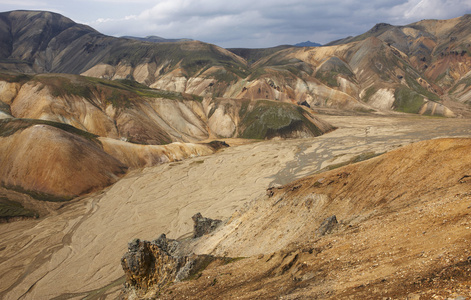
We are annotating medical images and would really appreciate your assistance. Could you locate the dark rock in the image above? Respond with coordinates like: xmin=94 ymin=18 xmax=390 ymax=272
xmin=127 ymin=238 xmax=140 ymax=252
xmin=192 ymin=213 xmax=222 ymax=238
xmin=121 ymin=236 xmax=186 ymax=294
xmin=316 ymin=215 xmax=338 ymax=237
xmin=121 ymin=234 xmax=223 ymax=297
xmin=207 ymin=140 xmax=230 ymax=151
xmin=300 ymin=101 xmax=311 ymax=108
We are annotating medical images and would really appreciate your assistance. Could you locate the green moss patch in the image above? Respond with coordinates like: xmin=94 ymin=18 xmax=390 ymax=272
xmin=404 ymin=75 xmax=441 ymax=102
xmin=362 ymin=86 xmax=377 ymax=102
xmin=319 ymin=152 xmax=383 ymax=173
xmin=31 ymin=74 xmax=203 ymax=107
xmin=0 ymin=72 xmax=33 ymax=83
xmin=0 ymin=118 xmax=100 ymax=144
xmin=393 ymin=87 xmax=425 ymax=113
xmin=315 ymin=57 xmax=355 ymax=88
xmin=239 ymin=100 xmax=323 ymax=139
xmin=0 ymin=196 xmax=38 ymax=219
xmin=3 ymin=185 xmax=74 ymax=202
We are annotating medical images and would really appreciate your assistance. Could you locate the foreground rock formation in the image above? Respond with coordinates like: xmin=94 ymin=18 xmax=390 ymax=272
xmin=121 ymin=214 xmax=223 ymax=298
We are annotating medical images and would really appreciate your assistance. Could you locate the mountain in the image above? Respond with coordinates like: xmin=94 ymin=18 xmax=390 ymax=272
xmin=0 ymin=70 xmax=334 ymax=211
xmin=1 ymin=10 xmax=471 ymax=116
xmin=121 ymin=35 xmax=193 ymax=43
xmin=294 ymin=40 xmax=322 ymax=47
xmin=325 ymin=15 xmax=471 ymax=105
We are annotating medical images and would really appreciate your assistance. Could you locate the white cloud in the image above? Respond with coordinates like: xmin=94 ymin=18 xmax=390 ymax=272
xmin=389 ymin=0 xmax=471 ymax=22
xmin=5 ymin=0 xmax=471 ymax=47
xmin=1 ymin=0 xmax=46 ymax=5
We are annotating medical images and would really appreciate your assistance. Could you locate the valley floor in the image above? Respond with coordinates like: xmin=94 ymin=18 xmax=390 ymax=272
xmin=1 ymin=114 xmax=471 ymax=299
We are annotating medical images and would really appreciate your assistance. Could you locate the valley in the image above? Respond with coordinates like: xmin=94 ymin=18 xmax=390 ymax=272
xmin=0 ymin=114 xmax=470 ymax=299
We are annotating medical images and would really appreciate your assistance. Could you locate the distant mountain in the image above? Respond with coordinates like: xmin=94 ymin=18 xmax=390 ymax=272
xmin=1 ymin=10 xmax=471 ymax=116
xmin=121 ymin=35 xmax=193 ymax=43
xmin=226 ymin=45 xmax=294 ymax=64
xmin=294 ymin=41 xmax=322 ymax=47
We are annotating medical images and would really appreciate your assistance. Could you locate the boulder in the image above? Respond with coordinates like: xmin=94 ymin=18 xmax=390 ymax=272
xmin=315 ymin=215 xmax=338 ymax=237
xmin=192 ymin=212 xmax=222 ymax=238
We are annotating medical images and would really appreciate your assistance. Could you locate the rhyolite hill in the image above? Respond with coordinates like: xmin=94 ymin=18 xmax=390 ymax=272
xmin=1 ymin=10 xmax=471 ymax=116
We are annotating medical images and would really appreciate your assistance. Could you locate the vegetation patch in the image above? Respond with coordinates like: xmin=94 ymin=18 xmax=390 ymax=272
xmin=106 ymin=42 xmax=248 ymax=79
xmin=393 ymin=87 xmax=425 ymax=113
xmin=0 ymin=72 xmax=32 ymax=83
xmin=184 ymin=255 xmax=218 ymax=281
xmin=319 ymin=152 xmax=383 ymax=173
xmin=362 ymin=86 xmax=377 ymax=102
xmin=210 ymin=68 xmax=239 ymax=84
xmin=227 ymin=46 xmax=293 ymax=65
xmin=3 ymin=184 xmax=74 ymax=202
xmin=0 ymin=118 xmax=100 ymax=144
xmin=404 ymin=75 xmax=441 ymax=102
xmin=449 ymin=76 xmax=471 ymax=94
xmin=30 ymin=74 xmax=203 ymax=109
xmin=315 ymin=71 xmax=339 ymax=87
xmin=223 ymin=257 xmax=246 ymax=264
xmin=0 ymin=101 xmax=11 ymax=115
xmin=315 ymin=57 xmax=355 ymax=88
xmin=0 ymin=196 xmax=38 ymax=219
xmin=247 ymin=67 xmax=267 ymax=80
xmin=239 ymin=100 xmax=323 ymax=139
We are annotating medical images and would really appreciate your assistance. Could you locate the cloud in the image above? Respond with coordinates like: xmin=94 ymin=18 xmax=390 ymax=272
xmin=1 ymin=0 xmax=46 ymax=5
xmin=85 ymin=0 xmax=471 ymax=48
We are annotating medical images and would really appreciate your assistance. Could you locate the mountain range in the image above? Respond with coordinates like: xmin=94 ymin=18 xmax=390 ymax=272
xmin=1 ymin=10 xmax=471 ymax=116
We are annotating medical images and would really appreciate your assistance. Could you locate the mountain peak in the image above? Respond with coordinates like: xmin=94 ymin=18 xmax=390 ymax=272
xmin=294 ymin=40 xmax=322 ymax=47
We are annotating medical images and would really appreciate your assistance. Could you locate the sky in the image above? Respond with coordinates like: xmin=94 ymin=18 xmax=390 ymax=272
xmin=1 ymin=0 xmax=471 ymax=48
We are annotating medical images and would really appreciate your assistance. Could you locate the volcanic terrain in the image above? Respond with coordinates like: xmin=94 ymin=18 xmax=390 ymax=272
xmin=0 ymin=9 xmax=470 ymax=300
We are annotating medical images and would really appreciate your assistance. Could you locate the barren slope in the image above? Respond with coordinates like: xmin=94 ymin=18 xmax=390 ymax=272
xmin=0 ymin=119 xmax=127 ymax=200
xmin=154 ymin=139 xmax=471 ymax=299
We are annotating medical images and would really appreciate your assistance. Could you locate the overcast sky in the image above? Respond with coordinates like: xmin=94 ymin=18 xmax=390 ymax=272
xmin=1 ymin=0 xmax=471 ymax=48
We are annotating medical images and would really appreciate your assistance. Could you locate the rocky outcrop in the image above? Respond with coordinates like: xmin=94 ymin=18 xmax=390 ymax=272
xmin=315 ymin=215 xmax=338 ymax=237
xmin=121 ymin=235 xmax=185 ymax=293
xmin=121 ymin=213 xmax=225 ymax=297
xmin=192 ymin=213 xmax=222 ymax=238
xmin=121 ymin=237 xmax=222 ymax=297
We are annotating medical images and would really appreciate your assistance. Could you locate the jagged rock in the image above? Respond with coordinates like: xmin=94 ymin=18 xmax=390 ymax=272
xmin=207 ymin=140 xmax=230 ymax=151
xmin=300 ymin=100 xmax=311 ymax=108
xmin=192 ymin=212 xmax=222 ymax=238
xmin=121 ymin=236 xmax=185 ymax=293
xmin=121 ymin=234 xmax=221 ymax=298
xmin=316 ymin=215 xmax=338 ymax=237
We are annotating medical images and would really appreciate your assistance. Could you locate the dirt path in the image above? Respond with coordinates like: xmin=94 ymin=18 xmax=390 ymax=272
xmin=0 ymin=114 xmax=470 ymax=299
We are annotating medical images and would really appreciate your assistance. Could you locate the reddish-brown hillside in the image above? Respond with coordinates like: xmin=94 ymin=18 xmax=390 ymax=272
xmin=0 ymin=119 xmax=127 ymax=200
xmin=141 ymin=138 xmax=471 ymax=299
